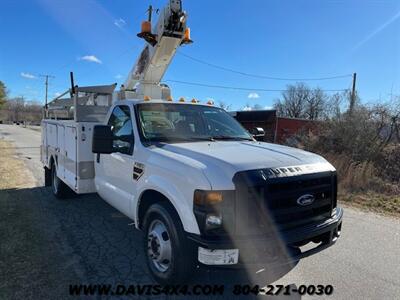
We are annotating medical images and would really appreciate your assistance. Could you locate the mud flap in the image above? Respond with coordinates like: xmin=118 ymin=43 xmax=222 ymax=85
xmin=44 ymin=167 xmax=52 ymax=186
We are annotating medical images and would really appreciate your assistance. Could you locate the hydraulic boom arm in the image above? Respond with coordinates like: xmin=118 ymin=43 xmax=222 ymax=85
xmin=121 ymin=0 xmax=192 ymax=100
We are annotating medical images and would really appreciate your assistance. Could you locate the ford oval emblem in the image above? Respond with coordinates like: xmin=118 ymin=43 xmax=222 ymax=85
xmin=297 ymin=194 xmax=315 ymax=206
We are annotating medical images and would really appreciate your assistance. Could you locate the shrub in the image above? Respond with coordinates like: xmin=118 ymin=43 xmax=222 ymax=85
xmin=376 ymin=145 xmax=400 ymax=183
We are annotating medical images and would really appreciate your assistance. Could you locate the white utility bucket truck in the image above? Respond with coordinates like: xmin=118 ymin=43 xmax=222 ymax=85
xmin=41 ymin=0 xmax=343 ymax=284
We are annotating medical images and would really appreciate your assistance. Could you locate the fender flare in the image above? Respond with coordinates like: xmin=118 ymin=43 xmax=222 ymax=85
xmin=136 ymin=175 xmax=200 ymax=235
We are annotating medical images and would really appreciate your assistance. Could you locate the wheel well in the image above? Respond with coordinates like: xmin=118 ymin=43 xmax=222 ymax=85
xmin=45 ymin=156 xmax=54 ymax=187
xmin=137 ymin=190 xmax=179 ymax=230
xmin=49 ymin=156 xmax=55 ymax=169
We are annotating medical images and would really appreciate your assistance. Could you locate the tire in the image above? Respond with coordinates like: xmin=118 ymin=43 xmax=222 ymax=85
xmin=143 ymin=203 xmax=195 ymax=284
xmin=51 ymin=164 xmax=68 ymax=198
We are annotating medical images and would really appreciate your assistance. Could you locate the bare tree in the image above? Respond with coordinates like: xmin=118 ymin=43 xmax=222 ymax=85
xmin=274 ymin=83 xmax=309 ymax=118
xmin=242 ymin=103 xmax=264 ymax=111
xmin=274 ymin=83 xmax=329 ymax=120
xmin=218 ymin=101 xmax=232 ymax=111
xmin=1 ymin=96 xmax=43 ymax=124
xmin=326 ymin=92 xmax=346 ymax=119
xmin=8 ymin=97 xmax=26 ymax=122
xmin=306 ymin=88 xmax=327 ymax=120
xmin=24 ymin=101 xmax=43 ymax=124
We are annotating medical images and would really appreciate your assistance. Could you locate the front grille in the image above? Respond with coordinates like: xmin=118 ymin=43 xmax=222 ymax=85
xmin=233 ymin=170 xmax=336 ymax=235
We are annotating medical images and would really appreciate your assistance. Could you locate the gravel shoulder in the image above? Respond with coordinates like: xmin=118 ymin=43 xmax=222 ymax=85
xmin=0 ymin=138 xmax=84 ymax=299
xmin=0 ymin=139 xmax=36 ymax=189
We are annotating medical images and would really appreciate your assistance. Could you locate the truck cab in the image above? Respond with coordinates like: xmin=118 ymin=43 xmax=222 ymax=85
xmin=89 ymin=99 xmax=343 ymax=284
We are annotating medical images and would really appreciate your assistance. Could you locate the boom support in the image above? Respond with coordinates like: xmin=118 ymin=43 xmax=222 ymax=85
xmin=121 ymin=0 xmax=192 ymax=100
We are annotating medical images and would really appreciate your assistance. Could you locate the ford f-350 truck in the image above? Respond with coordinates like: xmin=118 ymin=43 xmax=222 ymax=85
xmin=42 ymin=99 xmax=343 ymax=284
xmin=40 ymin=0 xmax=342 ymax=284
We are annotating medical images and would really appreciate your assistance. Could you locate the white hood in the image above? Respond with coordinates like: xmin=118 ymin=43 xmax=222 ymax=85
xmin=153 ymin=141 xmax=334 ymax=189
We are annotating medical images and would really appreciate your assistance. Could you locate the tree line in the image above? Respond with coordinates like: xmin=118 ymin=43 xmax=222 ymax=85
xmin=0 ymin=80 xmax=43 ymax=124
xmin=273 ymin=82 xmax=357 ymax=120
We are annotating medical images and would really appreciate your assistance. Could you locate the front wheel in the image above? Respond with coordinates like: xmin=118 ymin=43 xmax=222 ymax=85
xmin=143 ymin=203 xmax=195 ymax=284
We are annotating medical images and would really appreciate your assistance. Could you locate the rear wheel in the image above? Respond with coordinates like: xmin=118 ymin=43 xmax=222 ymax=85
xmin=143 ymin=203 xmax=195 ymax=284
xmin=51 ymin=164 xmax=68 ymax=198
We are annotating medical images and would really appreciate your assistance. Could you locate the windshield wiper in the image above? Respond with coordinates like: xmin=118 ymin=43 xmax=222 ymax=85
xmin=211 ymin=135 xmax=253 ymax=141
xmin=146 ymin=136 xmax=215 ymax=143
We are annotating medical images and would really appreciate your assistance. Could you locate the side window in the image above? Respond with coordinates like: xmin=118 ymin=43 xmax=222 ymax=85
xmin=108 ymin=106 xmax=134 ymax=155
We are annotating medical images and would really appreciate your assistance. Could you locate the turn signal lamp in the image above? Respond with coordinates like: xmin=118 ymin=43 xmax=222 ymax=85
xmin=144 ymin=95 xmax=151 ymax=101
xmin=179 ymin=97 xmax=185 ymax=102
xmin=194 ymin=190 xmax=223 ymax=207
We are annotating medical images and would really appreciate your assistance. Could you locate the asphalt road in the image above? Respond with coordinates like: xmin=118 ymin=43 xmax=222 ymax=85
xmin=0 ymin=124 xmax=399 ymax=299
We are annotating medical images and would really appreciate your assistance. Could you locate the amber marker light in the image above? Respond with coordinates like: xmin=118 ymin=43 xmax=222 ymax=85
xmin=194 ymin=190 xmax=223 ymax=207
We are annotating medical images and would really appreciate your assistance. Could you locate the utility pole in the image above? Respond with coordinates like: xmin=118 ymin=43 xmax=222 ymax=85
xmin=349 ymin=72 xmax=357 ymax=115
xmin=40 ymin=74 xmax=55 ymax=109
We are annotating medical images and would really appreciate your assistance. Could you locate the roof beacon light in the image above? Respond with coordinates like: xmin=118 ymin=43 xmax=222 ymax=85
xmin=207 ymin=100 xmax=214 ymax=106
xmin=144 ymin=95 xmax=151 ymax=101
xmin=167 ymin=96 xmax=173 ymax=101
xmin=191 ymin=98 xmax=197 ymax=103
xmin=182 ymin=28 xmax=193 ymax=45
xmin=137 ymin=5 xmax=157 ymax=46
xmin=140 ymin=21 xmax=151 ymax=34
xmin=179 ymin=97 xmax=185 ymax=102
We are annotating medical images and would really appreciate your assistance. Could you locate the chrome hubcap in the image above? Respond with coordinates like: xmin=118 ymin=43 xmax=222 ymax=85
xmin=147 ymin=220 xmax=172 ymax=272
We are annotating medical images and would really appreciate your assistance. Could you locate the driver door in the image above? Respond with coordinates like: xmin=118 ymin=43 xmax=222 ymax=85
xmin=96 ymin=105 xmax=136 ymax=217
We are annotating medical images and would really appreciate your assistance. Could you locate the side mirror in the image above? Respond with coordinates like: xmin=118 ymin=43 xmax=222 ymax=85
xmin=92 ymin=125 xmax=114 ymax=154
xmin=250 ymin=127 xmax=265 ymax=141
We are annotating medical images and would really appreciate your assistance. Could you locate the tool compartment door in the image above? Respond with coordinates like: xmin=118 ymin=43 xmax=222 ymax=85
xmin=64 ymin=126 xmax=77 ymax=189
xmin=57 ymin=125 xmax=65 ymax=179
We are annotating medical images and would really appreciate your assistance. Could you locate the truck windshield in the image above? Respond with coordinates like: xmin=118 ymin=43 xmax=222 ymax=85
xmin=137 ymin=103 xmax=253 ymax=143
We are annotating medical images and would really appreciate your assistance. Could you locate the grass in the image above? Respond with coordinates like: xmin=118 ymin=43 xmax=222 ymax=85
xmin=325 ymin=153 xmax=400 ymax=217
xmin=339 ymin=192 xmax=400 ymax=217
xmin=0 ymin=138 xmax=36 ymax=189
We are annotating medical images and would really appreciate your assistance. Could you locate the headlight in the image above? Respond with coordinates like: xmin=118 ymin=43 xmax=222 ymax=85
xmin=205 ymin=214 xmax=222 ymax=230
xmin=193 ymin=190 xmax=234 ymax=236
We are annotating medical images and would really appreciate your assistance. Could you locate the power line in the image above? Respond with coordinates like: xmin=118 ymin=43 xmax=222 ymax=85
xmin=164 ymin=79 xmax=348 ymax=92
xmin=177 ymin=51 xmax=353 ymax=81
